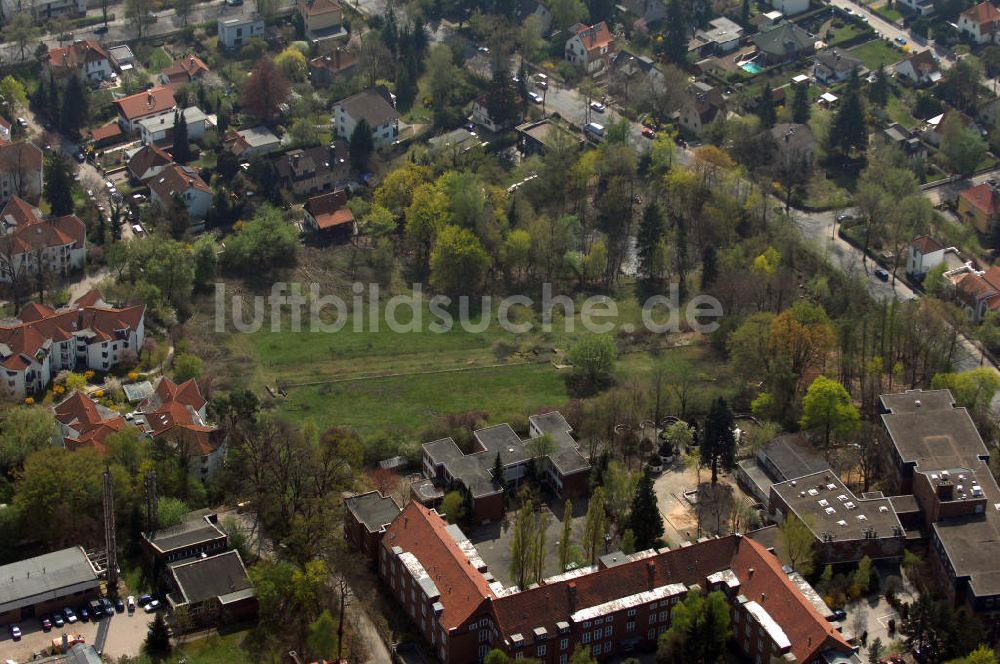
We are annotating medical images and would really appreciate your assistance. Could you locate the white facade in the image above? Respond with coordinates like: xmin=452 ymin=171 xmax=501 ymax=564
xmin=138 ymin=108 xmax=209 ymax=146
xmin=0 ymin=241 xmax=86 ymax=284
xmin=335 ymin=105 xmax=398 ymax=148
xmin=218 ymin=16 xmax=265 ymax=50
xmin=150 ymin=182 xmax=212 ymax=221
xmin=769 ymin=0 xmax=809 ymax=16
xmin=80 ymin=56 xmax=114 ymax=82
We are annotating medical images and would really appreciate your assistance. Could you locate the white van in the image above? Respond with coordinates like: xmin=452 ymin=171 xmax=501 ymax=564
xmin=584 ymin=122 xmax=605 ymax=138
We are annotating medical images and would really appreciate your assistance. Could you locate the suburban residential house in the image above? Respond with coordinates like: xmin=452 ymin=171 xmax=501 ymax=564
xmin=29 ymin=0 xmax=87 ymax=19
xmin=0 ymin=117 xmax=10 ymax=143
xmin=137 ymin=376 xmax=226 ymax=480
xmin=141 ymin=511 xmax=229 ymax=567
xmin=274 ymin=142 xmax=352 ymax=197
xmin=0 ymin=291 xmax=145 ymax=399
xmin=148 ymin=163 xmax=213 ymax=226
xmin=89 ymin=122 xmax=125 ymax=148
xmin=308 ymin=48 xmax=357 ymax=87
xmin=139 ymin=107 xmax=210 ymax=147
xmin=126 ymin=144 xmax=173 ymax=183
xmin=907 ymin=235 xmax=961 ymax=279
xmin=565 ymin=21 xmax=615 ymax=74
xmin=367 ymin=500 xmax=855 ymax=664
xmin=679 ymin=81 xmax=727 ymax=135
xmin=297 ymin=0 xmax=346 ymax=41
xmin=165 ymin=550 xmax=257 ymax=629
xmin=897 ymin=0 xmax=935 ymax=15
xmin=0 ymin=141 xmax=43 ymax=204
xmin=895 ymin=49 xmax=942 ymax=86
xmin=343 ymin=490 xmax=402 ymax=562
xmin=949 ymin=265 xmax=1000 ymax=322
xmin=217 ymin=15 xmax=265 ymax=50
xmin=160 ymin=53 xmax=211 ymax=90
xmin=113 ymin=87 xmax=177 ymax=133
xmin=419 ymin=411 xmax=591 ymax=523
xmin=751 ymin=21 xmax=815 ymax=65
xmin=334 ymin=87 xmax=400 ymax=148
xmin=53 ymin=391 xmax=127 ymax=453
xmin=303 ymin=190 xmax=356 ymax=241
xmin=0 ymin=196 xmax=86 ymax=286
xmin=959 ymin=1 xmax=1000 ymax=44
xmin=108 ymin=45 xmax=136 ymax=72
xmin=515 ymin=0 xmax=552 ymax=33
xmin=427 ymin=127 xmax=486 ymax=159
xmin=813 ymin=48 xmax=864 ymax=85
xmin=223 ymin=126 xmax=282 ymax=158
xmin=47 ymin=40 xmax=113 ymax=82
xmin=515 ymin=118 xmax=583 ymax=157
xmin=471 ymin=95 xmax=521 ymax=133
xmin=958 ymin=181 xmax=999 ymax=233
xmin=923 ymin=109 xmax=982 ymax=146
xmin=880 ymin=122 xmax=925 ymax=159
xmin=691 ymin=17 xmax=744 ymax=56
xmin=770 ymin=122 xmax=818 ymax=167
xmin=767 ymin=0 xmax=809 ymax=16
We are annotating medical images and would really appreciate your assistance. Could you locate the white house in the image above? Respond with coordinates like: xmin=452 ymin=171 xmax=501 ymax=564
xmin=897 ymin=0 xmax=935 ymax=15
xmin=113 ymin=87 xmax=177 ymax=134
xmin=47 ymin=40 xmax=113 ymax=82
xmin=565 ymin=21 xmax=615 ymax=74
xmin=148 ymin=163 xmax=213 ymax=227
xmin=223 ymin=126 xmax=283 ymax=158
xmin=217 ymin=15 xmax=265 ymax=50
xmin=768 ymin=0 xmax=809 ymax=16
xmin=138 ymin=377 xmax=227 ymax=480
xmin=693 ymin=17 xmax=744 ymax=54
xmin=0 ymin=196 xmax=86 ymax=284
xmin=813 ymin=48 xmax=865 ymax=85
xmin=907 ymin=235 xmax=963 ymax=278
xmin=138 ymin=107 xmax=210 ymax=146
xmin=895 ymin=50 xmax=942 ymax=86
xmin=334 ymin=87 xmax=400 ymax=148
xmin=0 ymin=290 xmax=145 ymax=399
xmin=959 ymin=1 xmax=1000 ymax=44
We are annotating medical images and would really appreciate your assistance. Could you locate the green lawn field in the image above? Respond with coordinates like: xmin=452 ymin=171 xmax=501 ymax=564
xmin=849 ymin=39 xmax=903 ymax=69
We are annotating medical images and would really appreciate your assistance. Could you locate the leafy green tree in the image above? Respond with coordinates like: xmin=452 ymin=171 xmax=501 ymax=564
xmin=44 ymin=151 xmax=75 ymax=216
xmin=144 ymin=611 xmax=172 ymax=658
xmin=701 ymin=397 xmax=735 ymax=484
xmin=854 ymin=555 xmax=874 ymax=594
xmin=191 ymin=236 xmax=218 ymax=292
xmin=440 ymin=490 xmax=466 ymax=524
xmin=222 ymin=205 xmax=298 ymax=275
xmin=569 ymin=335 xmax=617 ymax=389
xmin=777 ymin=514 xmax=815 ymax=575
xmin=484 ymin=650 xmax=511 ymax=664
xmin=800 ymin=376 xmax=860 ymax=448
xmin=0 ymin=407 xmax=57 ymax=476
xmin=867 ymin=637 xmax=883 ymax=664
xmin=350 ymin=119 xmax=375 ymax=172
xmin=582 ymin=486 xmax=607 ymax=564
xmin=549 ymin=0 xmax=589 ymax=30
xmin=430 ymin=225 xmax=490 ymax=295
xmin=940 ymin=113 xmax=988 ymax=177
xmin=405 ymin=183 xmax=450 ymax=279
xmin=701 ymin=245 xmax=718 ymax=290
xmin=870 ymin=65 xmax=890 ymax=107
xmin=157 ymin=497 xmax=189 ymax=529
xmin=240 ymin=57 xmax=289 ymax=123
xmin=58 ymin=74 xmax=88 ymax=136
xmin=757 ymin=85 xmax=776 ymax=129
xmin=792 ymin=81 xmax=811 ymax=124
xmin=173 ymin=353 xmax=203 ymax=382
xmin=637 ymin=200 xmax=666 ymax=282
xmin=621 ymin=529 xmax=636 ymax=554
xmin=948 ymin=645 xmax=999 ymax=664
xmin=307 ymin=610 xmax=338 ymax=661
xmin=657 ymin=589 xmax=732 ymax=663
xmin=558 ymin=498 xmax=573 ymax=571
xmin=828 ymin=68 xmax=867 ymax=157
xmin=0 ymin=75 xmax=28 ymax=121
xmin=626 ymin=472 xmax=664 ymax=550
xmin=931 ymin=368 xmax=1000 ymax=415
xmin=664 ymin=0 xmax=688 ymax=64
xmin=172 ymin=109 xmax=191 ymax=163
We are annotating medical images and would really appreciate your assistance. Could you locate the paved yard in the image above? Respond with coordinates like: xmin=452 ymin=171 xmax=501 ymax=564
xmin=0 ymin=606 xmax=154 ymax=661
xmin=653 ymin=459 xmax=756 ymax=546
xmin=843 ymin=563 xmax=918 ymax=647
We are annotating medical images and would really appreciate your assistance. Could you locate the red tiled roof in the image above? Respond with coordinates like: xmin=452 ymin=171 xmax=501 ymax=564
xmin=127 ymin=144 xmax=173 ymax=181
xmin=384 ymin=502 xmax=494 ymax=629
xmin=960 ymin=182 xmax=1000 ymax=216
xmin=299 ymin=0 xmax=342 ymax=16
xmin=731 ymin=538 xmax=852 ymax=663
xmin=114 ymin=87 xmax=176 ymax=122
xmin=962 ymin=1 xmax=1000 ymax=29
xmin=73 ymin=289 xmax=104 ymax=308
xmin=90 ymin=122 xmax=124 ymax=142
xmin=911 ymin=235 xmax=944 ymax=255
xmin=162 ymin=53 xmax=210 ymax=82
xmin=0 ymin=196 xmax=41 ymax=227
xmin=48 ymin=40 xmax=110 ymax=70
xmin=139 ymin=377 xmax=217 ymax=455
xmin=572 ymin=21 xmax=615 ymax=54
xmin=306 ymin=191 xmax=355 ymax=230
xmin=54 ymin=391 xmax=127 ymax=453
xmin=19 ymin=302 xmax=55 ymax=322
xmin=148 ymin=162 xmax=211 ymax=201
xmin=0 ymin=204 xmax=86 ymax=257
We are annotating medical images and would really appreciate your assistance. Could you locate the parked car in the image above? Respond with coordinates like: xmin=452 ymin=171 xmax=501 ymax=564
xmin=832 ymin=609 xmax=847 ymax=621
xmin=9 ymin=624 xmax=21 ymax=641
xmin=226 ymin=0 xmax=243 ymax=5
xmin=52 ymin=612 xmax=65 ymax=628
xmin=589 ymin=101 xmax=606 ymax=113
xmin=16 ymin=117 xmax=27 ymax=129
xmin=836 ymin=213 xmax=852 ymax=222
xmin=115 ymin=598 xmax=125 ymax=613
xmin=74 ymin=152 xmax=85 ymax=163
xmin=874 ymin=268 xmax=890 ymax=282
xmin=132 ymin=223 xmax=145 ymax=236
xmin=143 ymin=599 xmax=161 ymax=614
xmin=127 ymin=596 xmax=136 ymax=614
xmin=528 ymin=91 xmax=543 ymax=104
xmin=641 ymin=126 xmax=656 ymax=139
xmin=79 ymin=607 xmax=89 ymax=622
xmin=894 ymin=36 xmax=907 ymax=45
xmin=137 ymin=594 xmax=153 ymax=607
xmin=647 ymin=454 xmax=663 ymax=475
xmin=63 ymin=608 xmax=77 ymax=623
xmin=41 ymin=616 xmax=52 ymax=631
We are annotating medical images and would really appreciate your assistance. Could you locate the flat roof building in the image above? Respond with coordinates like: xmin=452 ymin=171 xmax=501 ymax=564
xmin=344 ymin=490 xmax=402 ymax=561
xmin=166 ymin=550 xmax=257 ymax=629
xmin=141 ymin=510 xmax=228 ymax=568
xmin=0 ymin=547 xmax=99 ymax=623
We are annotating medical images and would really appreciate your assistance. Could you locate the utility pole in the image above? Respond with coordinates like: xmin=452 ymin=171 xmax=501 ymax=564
xmin=144 ymin=470 xmax=159 ymax=534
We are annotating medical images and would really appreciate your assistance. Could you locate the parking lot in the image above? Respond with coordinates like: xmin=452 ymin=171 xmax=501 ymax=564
xmin=1 ymin=604 xmax=153 ymax=661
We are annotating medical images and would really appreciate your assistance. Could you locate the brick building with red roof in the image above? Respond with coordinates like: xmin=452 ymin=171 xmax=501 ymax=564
xmin=565 ymin=22 xmax=615 ymax=74
xmin=47 ymin=40 xmax=114 ymax=82
xmin=114 ymin=87 xmax=177 ymax=133
xmin=375 ymin=501 xmax=855 ymax=663
xmin=0 ymin=290 xmax=144 ymax=399
xmin=159 ymin=53 xmax=211 ymax=90
xmin=959 ymin=1 xmax=1000 ymax=44
xmin=53 ymin=391 xmax=127 ymax=453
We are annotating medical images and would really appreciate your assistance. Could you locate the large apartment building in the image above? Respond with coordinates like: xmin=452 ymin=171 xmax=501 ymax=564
xmin=365 ymin=500 xmax=856 ymax=664
xmin=0 ymin=196 xmax=86 ymax=285
xmin=419 ymin=412 xmax=591 ymax=523
xmin=0 ymin=291 xmax=144 ymax=399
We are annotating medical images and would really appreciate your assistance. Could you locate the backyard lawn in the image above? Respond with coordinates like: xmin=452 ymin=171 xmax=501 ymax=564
xmin=849 ymin=39 xmax=903 ymax=69
xmin=170 ymin=630 xmax=256 ymax=664
xmin=874 ymin=5 xmax=904 ymax=22
xmin=885 ymin=92 xmax=920 ymax=129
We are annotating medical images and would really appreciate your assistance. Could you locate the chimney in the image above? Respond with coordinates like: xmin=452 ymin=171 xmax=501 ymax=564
xmin=646 ymin=560 xmax=656 ymax=590
xmin=335 ymin=47 xmax=342 ymax=69
xmin=567 ymin=582 xmax=577 ymax=612
xmin=748 ymin=567 xmax=754 ymax=578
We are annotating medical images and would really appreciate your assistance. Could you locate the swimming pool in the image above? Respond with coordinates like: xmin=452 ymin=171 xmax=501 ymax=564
xmin=740 ymin=62 xmax=763 ymax=74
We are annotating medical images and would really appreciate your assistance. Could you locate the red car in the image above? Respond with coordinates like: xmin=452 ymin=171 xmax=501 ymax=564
xmin=641 ymin=126 xmax=656 ymax=139
xmin=41 ymin=616 xmax=52 ymax=631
